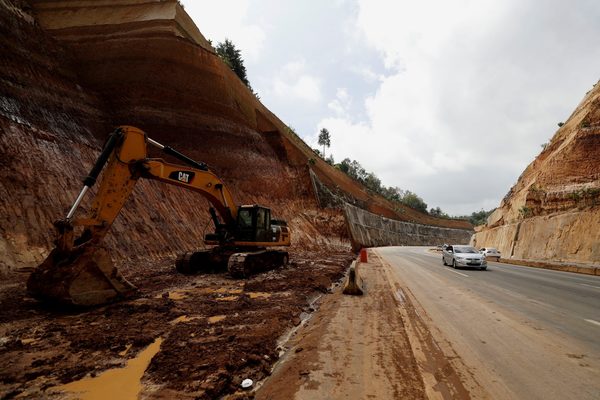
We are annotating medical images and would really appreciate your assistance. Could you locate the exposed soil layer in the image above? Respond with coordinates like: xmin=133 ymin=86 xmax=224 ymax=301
xmin=0 ymin=250 xmax=354 ymax=399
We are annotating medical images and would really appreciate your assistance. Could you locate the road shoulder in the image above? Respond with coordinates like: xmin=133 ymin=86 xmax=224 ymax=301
xmin=256 ymin=251 xmax=482 ymax=399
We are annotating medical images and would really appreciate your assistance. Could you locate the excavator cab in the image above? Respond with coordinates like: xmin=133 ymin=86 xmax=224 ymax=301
xmin=236 ymin=205 xmax=270 ymax=242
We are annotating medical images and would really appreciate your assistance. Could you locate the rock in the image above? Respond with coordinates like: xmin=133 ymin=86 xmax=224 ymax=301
xmin=473 ymin=83 xmax=600 ymax=265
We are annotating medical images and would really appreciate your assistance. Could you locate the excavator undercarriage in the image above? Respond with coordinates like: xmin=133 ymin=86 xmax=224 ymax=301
xmin=26 ymin=126 xmax=291 ymax=306
xmin=176 ymin=247 xmax=289 ymax=278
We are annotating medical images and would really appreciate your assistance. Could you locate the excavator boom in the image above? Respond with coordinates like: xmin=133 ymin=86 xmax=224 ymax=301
xmin=27 ymin=126 xmax=290 ymax=306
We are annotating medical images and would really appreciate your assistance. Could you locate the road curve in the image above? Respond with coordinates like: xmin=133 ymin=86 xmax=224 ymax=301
xmin=376 ymin=246 xmax=600 ymax=400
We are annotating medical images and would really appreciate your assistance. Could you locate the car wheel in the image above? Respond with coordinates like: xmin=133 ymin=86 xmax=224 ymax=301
xmin=480 ymin=266 xmax=487 ymax=271
xmin=452 ymin=259 xmax=457 ymax=269
xmin=442 ymin=257 xmax=446 ymax=266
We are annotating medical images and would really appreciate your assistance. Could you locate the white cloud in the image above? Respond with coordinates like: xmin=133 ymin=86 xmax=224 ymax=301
xmin=327 ymin=88 xmax=352 ymax=117
xmin=270 ymin=60 xmax=322 ymax=103
xmin=349 ymin=65 xmax=382 ymax=83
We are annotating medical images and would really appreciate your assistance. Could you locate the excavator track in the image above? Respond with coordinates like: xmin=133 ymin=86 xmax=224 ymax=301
xmin=227 ymin=250 xmax=289 ymax=279
xmin=175 ymin=249 xmax=230 ymax=274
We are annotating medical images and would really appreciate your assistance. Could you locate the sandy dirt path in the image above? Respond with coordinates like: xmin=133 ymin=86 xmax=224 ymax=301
xmin=256 ymin=251 xmax=483 ymax=399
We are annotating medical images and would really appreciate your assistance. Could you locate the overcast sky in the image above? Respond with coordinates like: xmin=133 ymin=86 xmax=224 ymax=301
xmin=181 ymin=0 xmax=600 ymax=215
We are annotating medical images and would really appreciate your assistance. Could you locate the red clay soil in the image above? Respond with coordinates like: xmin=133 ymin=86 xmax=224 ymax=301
xmin=0 ymin=250 xmax=355 ymax=399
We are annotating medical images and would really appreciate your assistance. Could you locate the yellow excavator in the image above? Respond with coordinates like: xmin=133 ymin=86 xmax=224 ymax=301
xmin=27 ymin=126 xmax=291 ymax=306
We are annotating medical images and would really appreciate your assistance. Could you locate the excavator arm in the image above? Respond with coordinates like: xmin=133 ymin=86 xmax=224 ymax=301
xmin=67 ymin=126 xmax=238 ymax=247
xmin=27 ymin=126 xmax=290 ymax=306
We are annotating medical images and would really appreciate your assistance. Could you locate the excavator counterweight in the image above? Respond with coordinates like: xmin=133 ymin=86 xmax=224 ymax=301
xmin=27 ymin=126 xmax=291 ymax=306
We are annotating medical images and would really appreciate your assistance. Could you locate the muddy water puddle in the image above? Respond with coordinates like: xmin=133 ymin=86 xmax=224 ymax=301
xmin=52 ymin=338 xmax=163 ymax=400
xmin=216 ymin=295 xmax=239 ymax=301
xmin=170 ymin=315 xmax=200 ymax=324
xmin=157 ymin=286 xmax=245 ymax=301
xmin=154 ymin=285 xmax=283 ymax=304
xmin=211 ymin=287 xmax=243 ymax=294
xmin=207 ymin=315 xmax=227 ymax=324
xmin=247 ymin=292 xmax=272 ymax=299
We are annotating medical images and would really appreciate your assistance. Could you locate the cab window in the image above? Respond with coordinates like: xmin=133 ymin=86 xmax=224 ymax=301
xmin=238 ymin=209 xmax=252 ymax=228
xmin=256 ymin=208 xmax=266 ymax=229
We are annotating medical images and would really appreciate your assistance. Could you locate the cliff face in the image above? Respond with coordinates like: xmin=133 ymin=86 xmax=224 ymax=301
xmin=0 ymin=0 xmax=470 ymax=276
xmin=473 ymin=82 xmax=600 ymax=263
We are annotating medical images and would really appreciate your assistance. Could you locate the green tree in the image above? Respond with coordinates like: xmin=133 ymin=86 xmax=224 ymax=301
xmin=335 ymin=156 xmax=436 ymax=214
xmin=380 ymin=186 xmax=402 ymax=202
xmin=338 ymin=158 xmax=367 ymax=182
xmin=363 ymin=172 xmax=382 ymax=193
xmin=429 ymin=206 xmax=449 ymax=218
xmin=468 ymin=209 xmax=495 ymax=226
xmin=318 ymin=128 xmax=331 ymax=158
xmin=398 ymin=190 xmax=428 ymax=213
xmin=215 ymin=39 xmax=251 ymax=89
xmin=337 ymin=158 xmax=352 ymax=174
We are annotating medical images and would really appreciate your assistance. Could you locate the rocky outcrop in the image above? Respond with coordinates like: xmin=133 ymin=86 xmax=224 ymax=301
xmin=472 ymin=81 xmax=600 ymax=264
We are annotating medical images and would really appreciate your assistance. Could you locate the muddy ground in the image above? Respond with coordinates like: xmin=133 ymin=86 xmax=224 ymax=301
xmin=0 ymin=249 xmax=354 ymax=399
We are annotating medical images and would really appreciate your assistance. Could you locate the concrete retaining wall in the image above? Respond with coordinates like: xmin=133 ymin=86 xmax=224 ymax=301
xmin=344 ymin=203 xmax=473 ymax=251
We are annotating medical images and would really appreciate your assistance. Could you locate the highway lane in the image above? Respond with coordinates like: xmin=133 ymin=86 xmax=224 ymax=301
xmin=376 ymin=246 xmax=600 ymax=400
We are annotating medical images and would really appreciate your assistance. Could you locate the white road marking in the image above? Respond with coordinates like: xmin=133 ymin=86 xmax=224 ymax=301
xmin=579 ymin=283 xmax=600 ymax=290
xmin=584 ymin=319 xmax=600 ymax=327
xmin=445 ymin=269 xmax=469 ymax=278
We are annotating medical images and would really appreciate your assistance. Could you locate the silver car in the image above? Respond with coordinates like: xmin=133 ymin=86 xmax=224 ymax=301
xmin=480 ymin=247 xmax=501 ymax=261
xmin=442 ymin=245 xmax=487 ymax=270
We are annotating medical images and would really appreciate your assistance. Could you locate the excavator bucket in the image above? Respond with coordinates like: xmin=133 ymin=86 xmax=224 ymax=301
xmin=27 ymin=245 xmax=136 ymax=307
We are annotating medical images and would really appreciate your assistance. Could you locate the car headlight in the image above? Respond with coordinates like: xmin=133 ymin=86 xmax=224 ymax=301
xmin=457 ymin=257 xmax=465 ymax=260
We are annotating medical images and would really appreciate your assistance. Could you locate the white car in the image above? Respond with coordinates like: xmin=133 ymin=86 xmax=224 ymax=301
xmin=479 ymin=247 xmax=501 ymax=261
xmin=442 ymin=245 xmax=487 ymax=270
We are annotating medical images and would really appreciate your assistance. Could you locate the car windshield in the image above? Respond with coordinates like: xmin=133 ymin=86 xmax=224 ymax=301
xmin=454 ymin=246 xmax=478 ymax=254
xmin=488 ymin=248 xmax=498 ymax=252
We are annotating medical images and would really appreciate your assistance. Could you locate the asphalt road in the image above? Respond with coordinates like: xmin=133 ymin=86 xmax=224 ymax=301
xmin=376 ymin=246 xmax=600 ymax=400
